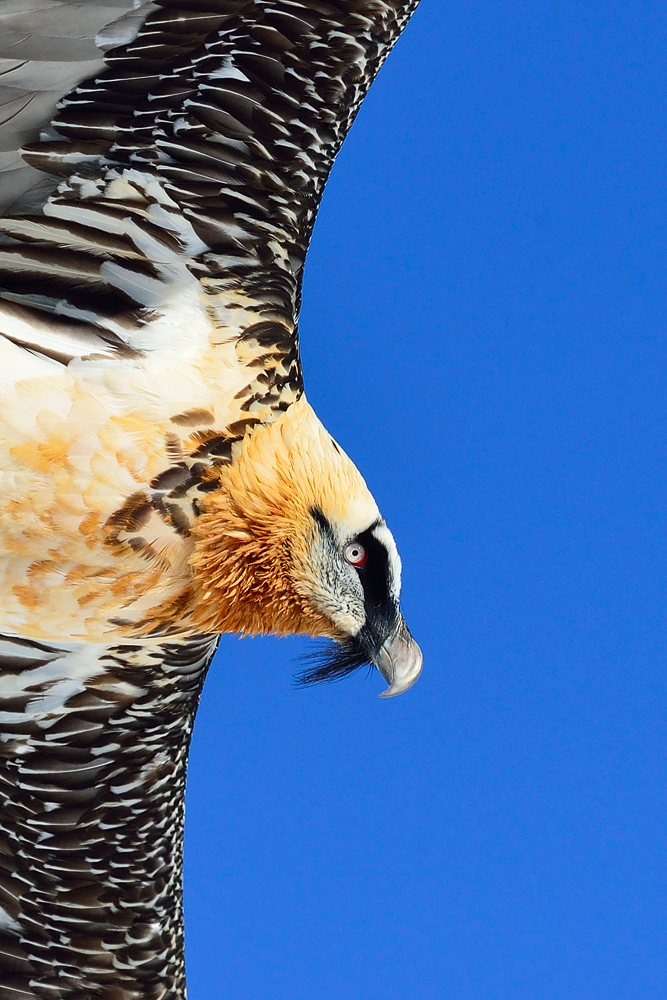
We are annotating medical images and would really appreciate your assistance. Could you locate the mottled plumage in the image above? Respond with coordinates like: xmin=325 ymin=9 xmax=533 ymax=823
xmin=0 ymin=1 xmax=422 ymax=995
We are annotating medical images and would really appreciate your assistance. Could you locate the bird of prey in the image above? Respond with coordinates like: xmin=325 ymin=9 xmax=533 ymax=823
xmin=0 ymin=0 xmax=423 ymax=995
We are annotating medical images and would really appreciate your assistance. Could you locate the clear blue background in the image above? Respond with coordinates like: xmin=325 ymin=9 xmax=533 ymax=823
xmin=184 ymin=3 xmax=667 ymax=996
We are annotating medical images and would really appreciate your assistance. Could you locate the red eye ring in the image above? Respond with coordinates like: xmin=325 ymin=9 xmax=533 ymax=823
xmin=344 ymin=542 xmax=367 ymax=567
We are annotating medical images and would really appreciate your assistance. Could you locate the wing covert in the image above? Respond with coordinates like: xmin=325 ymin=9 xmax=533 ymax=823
xmin=0 ymin=0 xmax=421 ymax=413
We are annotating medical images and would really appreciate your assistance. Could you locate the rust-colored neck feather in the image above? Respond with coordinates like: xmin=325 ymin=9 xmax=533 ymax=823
xmin=189 ymin=396 xmax=377 ymax=638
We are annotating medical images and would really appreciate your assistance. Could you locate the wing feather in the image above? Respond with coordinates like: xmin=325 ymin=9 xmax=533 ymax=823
xmin=0 ymin=2 xmax=150 ymax=212
xmin=1 ymin=0 xmax=421 ymax=388
xmin=0 ymin=631 xmax=217 ymax=998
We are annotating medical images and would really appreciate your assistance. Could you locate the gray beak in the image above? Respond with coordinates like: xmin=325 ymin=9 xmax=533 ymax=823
xmin=374 ymin=618 xmax=423 ymax=698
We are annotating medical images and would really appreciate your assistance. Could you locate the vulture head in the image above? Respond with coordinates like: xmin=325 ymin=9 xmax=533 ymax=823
xmin=191 ymin=395 xmax=422 ymax=697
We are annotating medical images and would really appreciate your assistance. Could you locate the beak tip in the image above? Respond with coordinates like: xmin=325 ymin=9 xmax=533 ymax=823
xmin=377 ymin=686 xmax=401 ymax=699
xmin=374 ymin=628 xmax=423 ymax=699
xmin=378 ymin=666 xmax=422 ymax=698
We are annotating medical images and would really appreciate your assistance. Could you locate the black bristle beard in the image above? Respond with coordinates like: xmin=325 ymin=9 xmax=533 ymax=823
xmin=295 ymin=605 xmax=397 ymax=687
xmin=295 ymin=638 xmax=372 ymax=686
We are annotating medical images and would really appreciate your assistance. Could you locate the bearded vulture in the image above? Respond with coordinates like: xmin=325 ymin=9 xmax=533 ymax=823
xmin=0 ymin=0 xmax=423 ymax=995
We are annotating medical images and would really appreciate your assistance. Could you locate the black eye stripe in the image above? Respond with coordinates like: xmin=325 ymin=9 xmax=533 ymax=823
xmin=354 ymin=528 xmax=390 ymax=610
xmin=298 ymin=516 xmax=399 ymax=686
xmin=310 ymin=505 xmax=395 ymax=623
xmin=310 ymin=509 xmax=391 ymax=609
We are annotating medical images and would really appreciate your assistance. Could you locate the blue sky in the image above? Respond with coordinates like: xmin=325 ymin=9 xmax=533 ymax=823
xmin=184 ymin=3 xmax=667 ymax=997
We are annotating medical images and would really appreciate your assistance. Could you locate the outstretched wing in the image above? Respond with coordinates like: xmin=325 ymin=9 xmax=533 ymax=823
xmin=0 ymin=0 xmax=422 ymax=644
xmin=0 ymin=0 xmax=420 ymax=412
xmin=0 ymin=630 xmax=217 ymax=998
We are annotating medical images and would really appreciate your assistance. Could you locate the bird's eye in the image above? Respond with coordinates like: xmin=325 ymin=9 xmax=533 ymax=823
xmin=344 ymin=542 xmax=367 ymax=567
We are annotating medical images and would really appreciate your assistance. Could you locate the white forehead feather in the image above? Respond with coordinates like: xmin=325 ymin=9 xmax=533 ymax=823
xmin=372 ymin=522 xmax=403 ymax=599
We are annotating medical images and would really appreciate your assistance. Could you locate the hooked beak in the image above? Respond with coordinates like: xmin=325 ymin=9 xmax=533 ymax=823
xmin=374 ymin=618 xmax=423 ymax=698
